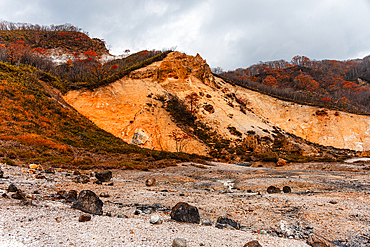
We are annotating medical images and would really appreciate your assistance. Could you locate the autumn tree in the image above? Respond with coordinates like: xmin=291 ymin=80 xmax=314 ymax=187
xmin=169 ymin=130 xmax=191 ymax=152
xmin=185 ymin=92 xmax=200 ymax=113
xmin=262 ymin=75 xmax=278 ymax=86
xmin=294 ymin=74 xmax=320 ymax=91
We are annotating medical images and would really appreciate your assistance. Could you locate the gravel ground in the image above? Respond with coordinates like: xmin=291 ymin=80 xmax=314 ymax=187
xmin=1 ymin=161 xmax=370 ymax=246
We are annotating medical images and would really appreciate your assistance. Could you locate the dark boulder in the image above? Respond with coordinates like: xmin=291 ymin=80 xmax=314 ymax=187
xmin=71 ymin=190 xmax=103 ymax=215
xmin=95 ymin=171 xmax=112 ymax=182
xmin=0 ymin=169 xmax=3 ymax=178
xmin=283 ymin=186 xmax=291 ymax=193
xmin=7 ymin=183 xmax=18 ymax=192
xmin=171 ymin=202 xmax=200 ymax=224
xmin=216 ymin=217 xmax=240 ymax=230
xmin=267 ymin=186 xmax=281 ymax=194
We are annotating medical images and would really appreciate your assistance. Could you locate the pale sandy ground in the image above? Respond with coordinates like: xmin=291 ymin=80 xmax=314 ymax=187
xmin=1 ymin=161 xmax=370 ymax=246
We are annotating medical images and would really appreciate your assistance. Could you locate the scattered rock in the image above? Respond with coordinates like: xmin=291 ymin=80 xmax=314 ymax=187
xmin=0 ymin=169 xmax=3 ymax=178
xmin=276 ymin=158 xmax=287 ymax=166
xmin=145 ymin=178 xmax=156 ymax=186
xmin=105 ymin=212 xmax=112 ymax=217
xmin=71 ymin=190 xmax=103 ymax=215
xmin=279 ymin=220 xmax=297 ymax=237
xmin=57 ymin=190 xmax=68 ymax=199
xmin=201 ymin=220 xmax=213 ymax=226
xmin=99 ymin=192 xmax=110 ymax=198
xmin=171 ymin=202 xmax=200 ymax=224
xmin=329 ymin=201 xmax=338 ymax=204
xmin=307 ymin=233 xmax=333 ymax=247
xmin=7 ymin=183 xmax=18 ymax=192
xmin=172 ymin=238 xmax=187 ymax=247
xmin=93 ymin=180 xmax=102 ymax=185
xmin=73 ymin=175 xmax=90 ymax=184
xmin=78 ymin=214 xmax=92 ymax=222
xmin=267 ymin=186 xmax=281 ymax=194
xmin=55 ymin=217 xmax=61 ymax=223
xmin=117 ymin=214 xmax=127 ymax=218
xmin=11 ymin=190 xmax=26 ymax=201
xmin=149 ymin=214 xmax=163 ymax=224
xmin=44 ymin=168 xmax=55 ymax=174
xmin=283 ymin=186 xmax=291 ymax=193
xmin=2 ymin=193 xmax=9 ymax=198
xmin=73 ymin=170 xmax=81 ymax=176
xmin=243 ymin=240 xmax=262 ymax=247
xmin=34 ymin=174 xmax=46 ymax=179
xmin=107 ymin=182 xmax=114 ymax=186
xmin=66 ymin=190 xmax=78 ymax=202
xmin=131 ymin=129 xmax=149 ymax=145
xmin=216 ymin=217 xmax=240 ymax=230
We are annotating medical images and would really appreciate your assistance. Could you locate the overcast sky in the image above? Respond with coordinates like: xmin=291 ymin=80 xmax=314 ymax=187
xmin=1 ymin=0 xmax=370 ymax=70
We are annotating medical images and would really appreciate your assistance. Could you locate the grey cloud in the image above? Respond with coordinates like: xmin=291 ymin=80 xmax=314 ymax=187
xmin=0 ymin=0 xmax=370 ymax=70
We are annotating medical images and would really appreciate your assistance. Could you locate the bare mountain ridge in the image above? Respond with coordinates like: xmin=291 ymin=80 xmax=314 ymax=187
xmin=63 ymin=52 xmax=368 ymax=161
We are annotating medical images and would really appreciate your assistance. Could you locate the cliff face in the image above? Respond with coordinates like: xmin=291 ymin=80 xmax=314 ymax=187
xmin=63 ymin=52 xmax=370 ymax=156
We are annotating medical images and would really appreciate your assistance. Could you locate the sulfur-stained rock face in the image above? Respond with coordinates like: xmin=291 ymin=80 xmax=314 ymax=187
xmin=63 ymin=51 xmax=370 ymax=156
xmin=154 ymin=52 xmax=215 ymax=87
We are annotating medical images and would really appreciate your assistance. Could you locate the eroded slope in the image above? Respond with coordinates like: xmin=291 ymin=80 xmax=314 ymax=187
xmin=64 ymin=52 xmax=370 ymax=157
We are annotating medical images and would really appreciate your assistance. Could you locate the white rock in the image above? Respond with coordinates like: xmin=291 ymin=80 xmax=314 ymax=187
xmin=149 ymin=214 xmax=163 ymax=224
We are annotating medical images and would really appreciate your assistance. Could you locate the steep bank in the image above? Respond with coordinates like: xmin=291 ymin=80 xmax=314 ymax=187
xmin=64 ymin=52 xmax=370 ymax=157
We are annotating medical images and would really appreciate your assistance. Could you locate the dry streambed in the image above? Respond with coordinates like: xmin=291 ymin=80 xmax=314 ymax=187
xmin=0 ymin=161 xmax=369 ymax=247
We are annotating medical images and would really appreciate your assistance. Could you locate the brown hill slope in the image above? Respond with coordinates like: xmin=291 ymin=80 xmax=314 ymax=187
xmin=64 ymin=52 xmax=365 ymax=162
xmin=0 ymin=62 xmax=202 ymax=169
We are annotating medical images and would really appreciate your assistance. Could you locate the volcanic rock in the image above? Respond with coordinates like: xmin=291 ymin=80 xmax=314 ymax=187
xmin=145 ymin=178 xmax=156 ymax=186
xmin=243 ymin=240 xmax=262 ymax=247
xmin=99 ymin=192 xmax=110 ymax=198
xmin=66 ymin=190 xmax=78 ymax=202
xmin=72 ymin=175 xmax=90 ymax=184
xmin=7 ymin=183 xmax=18 ymax=192
xmin=216 ymin=217 xmax=240 ymax=230
xmin=267 ymin=186 xmax=281 ymax=194
xmin=95 ymin=171 xmax=112 ymax=182
xmin=170 ymin=202 xmax=200 ymax=224
xmin=172 ymin=238 xmax=187 ymax=247
xmin=57 ymin=190 xmax=68 ymax=199
xmin=44 ymin=168 xmax=55 ymax=174
xmin=11 ymin=190 xmax=26 ymax=201
xmin=78 ymin=214 xmax=92 ymax=222
xmin=71 ymin=190 xmax=103 ymax=215
xmin=283 ymin=186 xmax=292 ymax=193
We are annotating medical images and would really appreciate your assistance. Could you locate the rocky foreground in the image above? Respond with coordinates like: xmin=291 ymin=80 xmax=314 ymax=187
xmin=0 ymin=161 xmax=369 ymax=246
